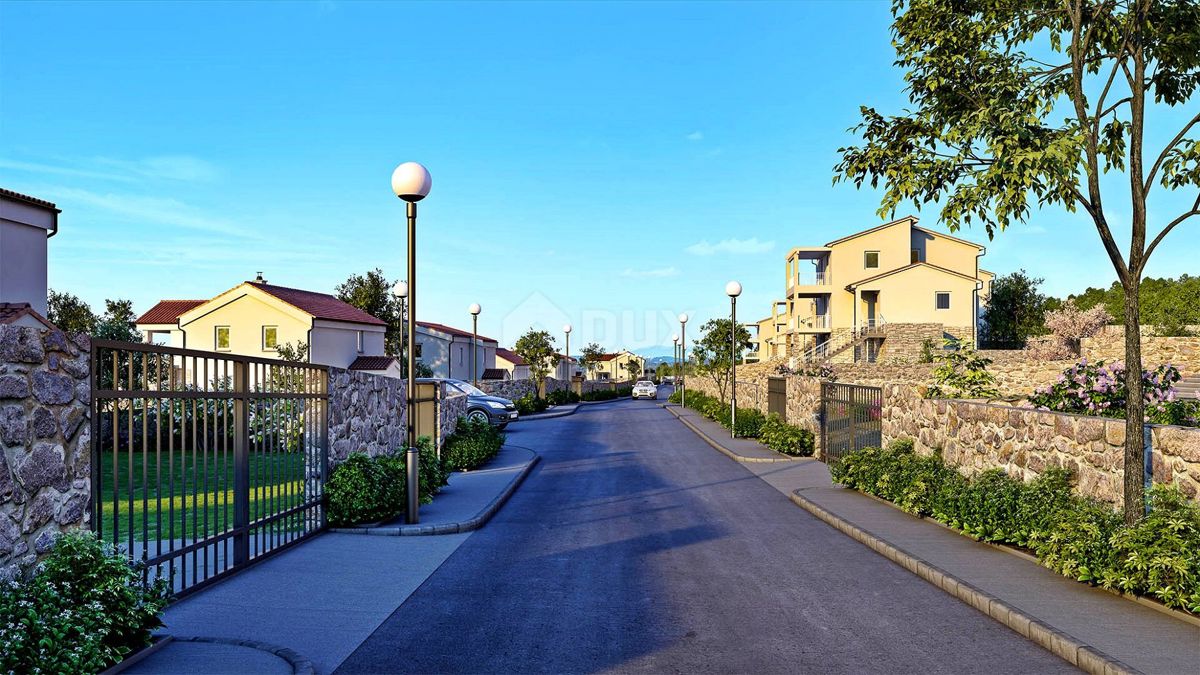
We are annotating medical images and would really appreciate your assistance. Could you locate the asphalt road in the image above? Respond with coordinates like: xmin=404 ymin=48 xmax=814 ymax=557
xmin=336 ymin=392 xmax=1074 ymax=674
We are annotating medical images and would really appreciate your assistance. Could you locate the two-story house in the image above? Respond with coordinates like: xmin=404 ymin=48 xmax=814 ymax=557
xmin=751 ymin=216 xmax=993 ymax=363
xmin=589 ymin=350 xmax=645 ymax=381
xmin=414 ymin=321 xmax=498 ymax=381
xmin=136 ymin=277 xmax=394 ymax=373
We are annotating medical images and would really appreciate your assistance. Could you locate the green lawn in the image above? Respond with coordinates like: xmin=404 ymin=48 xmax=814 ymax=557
xmin=97 ymin=450 xmax=316 ymax=544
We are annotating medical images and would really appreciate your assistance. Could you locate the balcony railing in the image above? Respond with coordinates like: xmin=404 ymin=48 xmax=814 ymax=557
xmin=791 ymin=271 xmax=832 ymax=288
xmin=795 ymin=315 xmax=831 ymax=330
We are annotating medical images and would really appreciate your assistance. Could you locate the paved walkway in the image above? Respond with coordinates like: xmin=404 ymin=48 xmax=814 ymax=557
xmin=133 ymin=443 xmax=539 ymax=673
xmin=673 ymin=405 xmax=1200 ymax=674
xmin=337 ymin=396 xmax=1074 ymax=674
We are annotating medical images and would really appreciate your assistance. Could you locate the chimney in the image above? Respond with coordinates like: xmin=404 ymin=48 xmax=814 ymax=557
xmin=253 ymin=272 xmax=266 ymax=284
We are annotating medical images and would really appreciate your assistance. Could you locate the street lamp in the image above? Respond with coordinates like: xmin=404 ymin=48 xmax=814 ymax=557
xmin=468 ymin=303 xmax=482 ymax=386
xmin=392 ymin=281 xmax=408 ymax=368
xmin=563 ymin=323 xmax=572 ymax=380
xmin=678 ymin=313 xmax=688 ymax=407
xmin=726 ymin=281 xmax=742 ymax=439
xmin=672 ymin=334 xmax=679 ymax=387
xmin=392 ymin=161 xmax=431 ymax=525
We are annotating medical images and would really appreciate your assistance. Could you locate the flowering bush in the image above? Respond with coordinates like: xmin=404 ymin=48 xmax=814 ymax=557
xmin=1027 ymin=300 xmax=1111 ymax=359
xmin=776 ymin=362 xmax=837 ymax=380
xmin=1028 ymin=359 xmax=1188 ymax=422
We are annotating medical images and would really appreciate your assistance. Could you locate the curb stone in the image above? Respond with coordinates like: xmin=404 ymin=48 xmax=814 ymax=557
xmin=788 ymin=489 xmax=1142 ymax=675
xmin=516 ymin=395 xmax=633 ymax=422
xmin=330 ymin=449 xmax=540 ymax=536
xmin=663 ymin=404 xmax=799 ymax=464
xmin=172 ymin=636 xmax=314 ymax=675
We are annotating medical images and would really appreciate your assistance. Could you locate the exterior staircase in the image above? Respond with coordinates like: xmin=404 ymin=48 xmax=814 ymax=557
xmin=799 ymin=319 xmax=887 ymax=364
xmin=1176 ymin=374 xmax=1200 ymax=400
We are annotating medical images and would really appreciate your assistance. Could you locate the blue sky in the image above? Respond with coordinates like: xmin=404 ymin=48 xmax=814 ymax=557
xmin=1 ymin=1 xmax=1195 ymax=354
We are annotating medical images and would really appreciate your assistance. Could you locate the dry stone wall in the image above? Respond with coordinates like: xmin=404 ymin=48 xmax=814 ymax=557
xmin=479 ymin=379 xmax=536 ymax=400
xmin=1081 ymin=326 xmax=1200 ymax=375
xmin=438 ymin=393 xmax=466 ymax=446
xmin=327 ymin=368 xmax=406 ymax=464
xmin=0 ymin=326 xmax=91 ymax=575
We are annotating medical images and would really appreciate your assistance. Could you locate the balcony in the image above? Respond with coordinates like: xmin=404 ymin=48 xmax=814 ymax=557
xmin=793 ymin=314 xmax=831 ymax=333
xmin=788 ymin=270 xmax=833 ymax=296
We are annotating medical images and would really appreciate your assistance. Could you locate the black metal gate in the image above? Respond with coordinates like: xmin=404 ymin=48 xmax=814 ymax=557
xmin=767 ymin=376 xmax=787 ymax=420
xmin=90 ymin=340 xmax=329 ymax=598
xmin=820 ymin=382 xmax=882 ymax=463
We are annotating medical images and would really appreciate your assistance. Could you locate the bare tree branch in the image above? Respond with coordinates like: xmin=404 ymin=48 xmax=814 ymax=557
xmin=1144 ymin=193 xmax=1200 ymax=262
xmin=1144 ymin=112 xmax=1200 ymax=193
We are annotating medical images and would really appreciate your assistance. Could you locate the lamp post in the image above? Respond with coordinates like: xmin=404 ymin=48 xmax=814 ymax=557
xmin=393 ymin=281 xmax=408 ymax=366
xmin=469 ymin=303 xmax=481 ymax=387
xmin=726 ymin=281 xmax=742 ymax=439
xmin=672 ymin=334 xmax=679 ymax=387
xmin=392 ymin=161 xmax=432 ymax=525
xmin=563 ymin=323 xmax=572 ymax=380
xmin=678 ymin=313 xmax=688 ymax=407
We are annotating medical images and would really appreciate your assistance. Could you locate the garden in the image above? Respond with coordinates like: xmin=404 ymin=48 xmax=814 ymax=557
xmin=831 ymin=439 xmax=1200 ymax=615
xmin=667 ymin=389 xmax=814 ymax=456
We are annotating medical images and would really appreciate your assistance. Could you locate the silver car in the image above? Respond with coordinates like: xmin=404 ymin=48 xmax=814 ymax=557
xmin=632 ymin=380 xmax=658 ymax=400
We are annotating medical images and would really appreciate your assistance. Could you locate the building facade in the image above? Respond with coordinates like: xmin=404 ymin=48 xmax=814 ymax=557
xmin=414 ymin=321 xmax=498 ymax=381
xmin=0 ymin=189 xmax=60 ymax=316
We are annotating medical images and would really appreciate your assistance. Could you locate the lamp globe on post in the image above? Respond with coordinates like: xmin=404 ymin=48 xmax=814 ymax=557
xmin=392 ymin=161 xmax=431 ymax=525
xmin=726 ymin=281 xmax=743 ymax=439
xmin=563 ymin=323 xmax=573 ymax=381
xmin=678 ymin=313 xmax=689 ymax=407
xmin=469 ymin=303 xmax=482 ymax=387
xmin=672 ymin=334 xmax=680 ymax=387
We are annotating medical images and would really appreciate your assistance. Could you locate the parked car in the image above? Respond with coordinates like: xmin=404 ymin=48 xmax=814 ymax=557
xmin=418 ymin=378 xmax=518 ymax=428
xmin=632 ymin=380 xmax=658 ymax=400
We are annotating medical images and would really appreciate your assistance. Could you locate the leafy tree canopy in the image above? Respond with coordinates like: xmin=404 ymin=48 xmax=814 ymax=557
xmin=514 ymin=329 xmax=556 ymax=385
xmin=981 ymin=270 xmax=1051 ymax=347
xmin=336 ymin=269 xmax=404 ymax=356
xmin=579 ymin=342 xmax=606 ymax=375
xmin=691 ymin=318 xmax=754 ymax=403
xmin=47 ymin=290 xmax=97 ymax=335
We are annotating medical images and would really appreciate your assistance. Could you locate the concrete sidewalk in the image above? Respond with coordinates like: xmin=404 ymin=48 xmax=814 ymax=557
xmin=664 ymin=403 xmax=799 ymax=463
xmin=671 ymin=407 xmax=1200 ymax=675
xmin=128 ymin=445 xmax=540 ymax=674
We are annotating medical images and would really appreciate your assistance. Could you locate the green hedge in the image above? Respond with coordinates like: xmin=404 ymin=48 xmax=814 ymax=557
xmin=546 ymin=389 xmax=580 ymax=405
xmin=514 ymin=393 xmax=549 ymax=415
xmin=442 ymin=416 xmax=506 ymax=472
xmin=0 ymin=532 xmax=169 ymax=673
xmin=581 ymin=385 xmax=632 ymax=401
xmin=831 ymin=439 xmax=1200 ymax=614
xmin=668 ymin=389 xmax=814 ymax=456
xmin=327 ymin=438 xmax=447 ymax=526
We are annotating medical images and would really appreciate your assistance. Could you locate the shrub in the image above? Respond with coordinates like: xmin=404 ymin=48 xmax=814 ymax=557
xmin=758 ymin=414 xmax=815 ymax=456
xmin=546 ymin=389 xmax=580 ymax=405
xmin=327 ymin=453 xmax=395 ymax=526
xmin=442 ymin=416 xmax=505 ymax=472
xmin=926 ymin=339 xmax=999 ymax=399
xmin=514 ymin=394 xmax=549 ymax=415
xmin=0 ymin=532 xmax=169 ymax=674
xmin=581 ymin=387 xmax=629 ymax=401
xmin=1029 ymin=359 xmax=1189 ymax=424
xmin=833 ymin=438 xmax=1200 ymax=614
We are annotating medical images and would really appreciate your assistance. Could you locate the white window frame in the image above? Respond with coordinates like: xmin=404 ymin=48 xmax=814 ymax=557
xmin=864 ymin=251 xmax=880 ymax=269
xmin=356 ymin=330 xmax=364 ymax=354
xmin=935 ymin=291 xmax=951 ymax=310
xmin=262 ymin=325 xmax=278 ymax=351
xmin=215 ymin=326 xmax=231 ymax=351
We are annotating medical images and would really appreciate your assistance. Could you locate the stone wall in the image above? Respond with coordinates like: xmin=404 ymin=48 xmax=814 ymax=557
xmin=327 ymin=367 xmax=406 ymax=464
xmin=878 ymin=323 xmax=943 ymax=364
xmin=1081 ymin=325 xmax=1200 ymax=375
xmin=880 ymin=385 xmax=1200 ymax=505
xmin=478 ymin=379 xmax=536 ymax=400
xmin=1 ymin=326 xmax=91 ymax=575
xmin=438 ymin=392 xmax=466 ymax=446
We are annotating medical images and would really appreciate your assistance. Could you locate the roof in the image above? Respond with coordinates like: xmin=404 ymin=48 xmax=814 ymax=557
xmin=481 ymin=368 xmax=509 ymax=380
xmin=0 ymin=188 xmax=61 ymax=213
xmin=249 ymin=282 xmax=386 ymax=326
xmin=911 ymin=225 xmax=984 ymax=250
xmin=824 ymin=215 xmax=917 ymax=247
xmin=348 ymin=355 xmax=398 ymax=371
xmin=0 ymin=303 xmax=55 ymax=329
xmin=495 ymin=347 xmax=526 ymax=365
xmin=597 ymin=351 xmax=639 ymax=362
xmin=136 ymin=299 xmax=207 ymax=325
xmin=555 ymin=352 xmax=577 ymax=363
xmin=417 ymin=320 xmax=497 ymax=342
xmin=847 ymin=262 xmax=980 ymax=289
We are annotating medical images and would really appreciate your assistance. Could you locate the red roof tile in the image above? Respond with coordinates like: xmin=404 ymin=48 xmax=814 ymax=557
xmin=136 ymin=299 xmax=206 ymax=325
xmin=0 ymin=303 xmax=55 ymax=329
xmin=0 ymin=188 xmax=61 ymax=212
xmin=250 ymin=282 xmax=386 ymax=326
xmin=418 ymin=321 xmax=497 ymax=343
xmin=495 ymin=347 xmax=526 ymax=365
xmin=348 ymin=355 xmax=398 ymax=371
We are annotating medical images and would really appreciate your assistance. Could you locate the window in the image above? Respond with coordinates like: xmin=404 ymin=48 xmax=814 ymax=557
xmin=911 ymin=249 xmax=921 ymax=264
xmin=414 ymin=343 xmax=423 ymax=358
xmin=262 ymin=326 xmax=278 ymax=351
xmin=935 ymin=292 xmax=951 ymax=310
xmin=356 ymin=330 xmax=364 ymax=353
xmin=215 ymin=326 xmax=230 ymax=350
xmin=864 ymin=251 xmax=880 ymax=268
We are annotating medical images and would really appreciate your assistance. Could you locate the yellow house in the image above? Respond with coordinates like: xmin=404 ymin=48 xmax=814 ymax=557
xmin=590 ymin=350 xmax=645 ymax=381
xmin=136 ymin=278 xmax=393 ymax=372
xmin=757 ymin=215 xmax=992 ymax=363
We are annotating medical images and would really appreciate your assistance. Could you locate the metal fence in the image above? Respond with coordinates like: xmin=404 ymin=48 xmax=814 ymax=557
xmin=90 ymin=340 xmax=329 ymax=598
xmin=820 ymin=382 xmax=882 ymax=464
xmin=767 ymin=376 xmax=786 ymax=420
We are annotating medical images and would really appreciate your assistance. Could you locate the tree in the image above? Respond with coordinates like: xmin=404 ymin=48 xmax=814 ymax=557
xmin=275 ymin=340 xmax=310 ymax=363
xmin=335 ymin=269 xmax=404 ymax=356
xmin=514 ymin=329 xmax=556 ymax=389
xmin=833 ymin=0 xmax=1200 ymax=523
xmin=690 ymin=318 xmax=753 ymax=403
xmin=655 ymin=362 xmax=672 ymax=380
xmin=1067 ymin=275 xmax=1199 ymax=335
xmin=622 ymin=359 xmax=642 ymax=381
xmin=579 ymin=342 xmax=606 ymax=379
xmin=980 ymin=270 xmax=1050 ymax=347
xmin=1030 ymin=300 xmax=1113 ymax=359
xmin=93 ymin=299 xmax=142 ymax=343
xmin=47 ymin=290 xmax=97 ymax=335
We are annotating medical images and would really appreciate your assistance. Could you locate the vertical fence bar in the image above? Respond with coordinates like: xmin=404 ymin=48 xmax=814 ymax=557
xmin=233 ymin=360 xmax=249 ymax=567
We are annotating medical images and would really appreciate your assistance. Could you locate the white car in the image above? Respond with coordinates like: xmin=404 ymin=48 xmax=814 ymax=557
xmin=632 ymin=380 xmax=658 ymax=400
